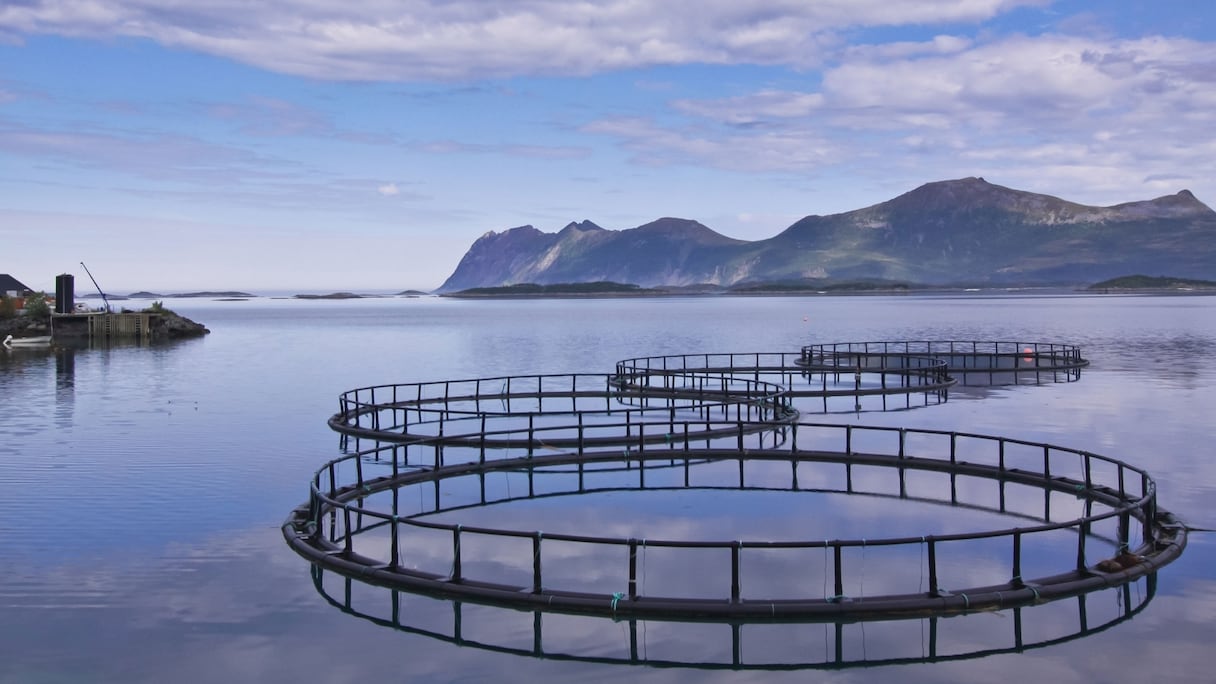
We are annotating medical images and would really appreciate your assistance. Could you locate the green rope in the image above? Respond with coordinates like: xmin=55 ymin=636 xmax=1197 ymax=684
xmin=960 ymin=593 xmax=970 ymax=609
xmin=611 ymin=591 xmax=626 ymax=614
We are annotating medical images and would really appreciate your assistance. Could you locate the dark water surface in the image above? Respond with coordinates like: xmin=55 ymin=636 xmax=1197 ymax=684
xmin=1 ymin=294 xmax=1213 ymax=682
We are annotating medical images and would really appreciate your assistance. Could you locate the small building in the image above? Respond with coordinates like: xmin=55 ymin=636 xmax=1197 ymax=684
xmin=1 ymin=273 xmax=33 ymax=311
xmin=0 ymin=274 xmax=32 ymax=298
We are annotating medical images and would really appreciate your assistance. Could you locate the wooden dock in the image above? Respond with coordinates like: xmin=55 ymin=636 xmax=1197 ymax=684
xmin=52 ymin=312 xmax=155 ymax=341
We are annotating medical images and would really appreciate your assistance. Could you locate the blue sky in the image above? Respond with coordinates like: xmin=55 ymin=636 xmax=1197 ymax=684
xmin=2 ymin=1 xmax=1214 ymax=292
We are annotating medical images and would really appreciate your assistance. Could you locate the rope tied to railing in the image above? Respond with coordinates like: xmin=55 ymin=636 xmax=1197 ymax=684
xmin=610 ymin=591 xmax=626 ymax=617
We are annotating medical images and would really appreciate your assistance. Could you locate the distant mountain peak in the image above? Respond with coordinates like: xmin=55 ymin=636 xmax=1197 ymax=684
xmin=558 ymin=220 xmax=605 ymax=234
xmin=436 ymin=179 xmax=1216 ymax=292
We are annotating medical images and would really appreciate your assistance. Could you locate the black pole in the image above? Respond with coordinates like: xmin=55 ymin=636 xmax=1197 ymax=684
xmin=79 ymin=261 xmax=111 ymax=313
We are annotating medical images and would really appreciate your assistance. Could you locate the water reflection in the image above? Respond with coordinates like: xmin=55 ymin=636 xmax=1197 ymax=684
xmin=2 ymin=294 xmax=1212 ymax=683
xmin=311 ymin=566 xmax=1157 ymax=670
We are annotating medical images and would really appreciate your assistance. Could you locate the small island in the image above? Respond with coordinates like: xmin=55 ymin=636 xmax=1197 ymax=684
xmin=1087 ymin=275 xmax=1216 ymax=292
xmin=126 ymin=291 xmax=256 ymax=299
xmin=443 ymin=282 xmax=667 ymax=298
xmin=445 ymin=279 xmax=929 ymax=298
xmin=293 ymin=292 xmax=380 ymax=299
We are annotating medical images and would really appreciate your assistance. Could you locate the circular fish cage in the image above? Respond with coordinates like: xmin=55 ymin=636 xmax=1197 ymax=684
xmin=328 ymin=372 xmax=799 ymax=450
xmin=284 ymin=341 xmax=1184 ymax=622
xmin=612 ymin=350 xmax=954 ymax=412
xmin=800 ymin=340 xmax=1089 ymax=386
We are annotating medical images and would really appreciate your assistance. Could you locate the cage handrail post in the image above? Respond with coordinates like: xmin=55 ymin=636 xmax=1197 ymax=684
xmin=833 ymin=543 xmax=844 ymax=599
xmin=532 ymin=533 xmax=543 ymax=594
xmin=628 ymin=539 xmax=639 ymax=599
xmin=389 ymin=516 xmax=400 ymax=570
xmin=1076 ymin=519 xmax=1090 ymax=570
xmin=927 ymin=536 xmax=940 ymax=596
xmin=342 ymin=507 xmax=353 ymax=557
xmin=731 ymin=542 xmax=741 ymax=602
xmin=480 ymin=415 xmax=487 ymax=464
xmin=1012 ymin=529 xmax=1023 ymax=586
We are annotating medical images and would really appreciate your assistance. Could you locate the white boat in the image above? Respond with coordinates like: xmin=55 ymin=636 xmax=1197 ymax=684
xmin=3 ymin=334 xmax=53 ymax=348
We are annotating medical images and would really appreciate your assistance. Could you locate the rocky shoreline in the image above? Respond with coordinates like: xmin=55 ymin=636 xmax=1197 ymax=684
xmin=1 ymin=309 xmax=209 ymax=342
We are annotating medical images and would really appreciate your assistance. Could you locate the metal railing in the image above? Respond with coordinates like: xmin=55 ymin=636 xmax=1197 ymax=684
xmin=283 ymin=340 xmax=1182 ymax=620
xmin=286 ymin=419 xmax=1185 ymax=619
xmin=613 ymin=351 xmax=956 ymax=401
xmin=330 ymin=373 xmax=797 ymax=445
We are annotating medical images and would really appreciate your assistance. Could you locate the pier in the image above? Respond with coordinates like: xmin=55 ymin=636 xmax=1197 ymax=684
xmin=51 ymin=312 xmax=156 ymax=342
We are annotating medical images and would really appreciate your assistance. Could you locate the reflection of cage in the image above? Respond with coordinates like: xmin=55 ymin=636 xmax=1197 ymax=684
xmin=284 ymin=340 xmax=1182 ymax=621
xmin=310 ymin=565 xmax=1158 ymax=671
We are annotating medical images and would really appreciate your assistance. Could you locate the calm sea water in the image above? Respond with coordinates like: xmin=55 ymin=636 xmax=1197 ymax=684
xmin=1 ymin=294 xmax=1213 ymax=683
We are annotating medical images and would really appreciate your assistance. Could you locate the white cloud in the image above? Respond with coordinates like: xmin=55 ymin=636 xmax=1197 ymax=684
xmin=206 ymin=97 xmax=334 ymax=138
xmin=843 ymin=34 xmax=975 ymax=60
xmin=376 ymin=182 xmax=399 ymax=196
xmin=414 ymin=140 xmax=590 ymax=160
xmin=583 ymin=116 xmax=843 ymax=172
xmin=0 ymin=0 xmax=1051 ymax=81
xmin=672 ymin=89 xmax=825 ymax=125
xmin=584 ymin=33 xmax=1216 ymax=205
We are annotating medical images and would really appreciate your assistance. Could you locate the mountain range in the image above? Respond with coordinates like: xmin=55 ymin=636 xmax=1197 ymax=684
xmin=436 ymin=177 xmax=1216 ymax=292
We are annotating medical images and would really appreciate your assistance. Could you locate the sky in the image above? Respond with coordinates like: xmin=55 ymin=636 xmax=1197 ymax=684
xmin=2 ymin=1 xmax=1215 ymax=293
